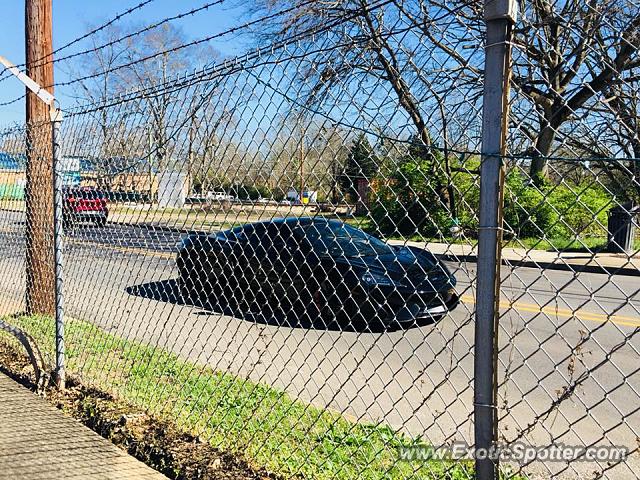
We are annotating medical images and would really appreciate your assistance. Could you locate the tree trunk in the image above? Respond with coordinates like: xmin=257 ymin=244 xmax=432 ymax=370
xmin=632 ymin=141 xmax=640 ymax=201
xmin=25 ymin=0 xmax=55 ymax=316
xmin=529 ymin=118 xmax=556 ymax=183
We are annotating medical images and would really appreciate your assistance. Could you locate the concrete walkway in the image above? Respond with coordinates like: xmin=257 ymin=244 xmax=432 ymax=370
xmin=396 ymin=240 xmax=640 ymax=276
xmin=0 ymin=373 xmax=167 ymax=480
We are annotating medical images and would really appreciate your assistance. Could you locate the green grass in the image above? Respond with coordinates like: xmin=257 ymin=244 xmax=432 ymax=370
xmin=0 ymin=314 xmax=523 ymax=480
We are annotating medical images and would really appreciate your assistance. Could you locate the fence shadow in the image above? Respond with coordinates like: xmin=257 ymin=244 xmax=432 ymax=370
xmin=125 ymin=279 xmax=438 ymax=333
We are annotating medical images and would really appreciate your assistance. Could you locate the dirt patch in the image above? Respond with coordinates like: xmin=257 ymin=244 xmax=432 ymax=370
xmin=0 ymin=341 xmax=279 ymax=480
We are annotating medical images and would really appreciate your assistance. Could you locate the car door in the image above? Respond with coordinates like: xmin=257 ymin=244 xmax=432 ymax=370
xmin=242 ymin=223 xmax=272 ymax=301
xmin=266 ymin=222 xmax=310 ymax=302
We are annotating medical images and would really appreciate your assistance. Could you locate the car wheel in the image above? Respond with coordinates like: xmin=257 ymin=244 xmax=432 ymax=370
xmin=314 ymin=282 xmax=373 ymax=331
xmin=325 ymin=286 xmax=394 ymax=332
xmin=308 ymin=281 xmax=341 ymax=328
xmin=351 ymin=297 xmax=389 ymax=332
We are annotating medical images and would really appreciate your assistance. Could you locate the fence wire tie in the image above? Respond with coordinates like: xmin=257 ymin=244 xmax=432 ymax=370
xmin=484 ymin=40 xmax=515 ymax=50
xmin=474 ymin=402 xmax=498 ymax=410
xmin=477 ymin=226 xmax=505 ymax=232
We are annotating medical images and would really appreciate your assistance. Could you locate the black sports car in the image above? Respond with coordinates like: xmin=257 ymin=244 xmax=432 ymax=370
xmin=177 ymin=217 xmax=458 ymax=328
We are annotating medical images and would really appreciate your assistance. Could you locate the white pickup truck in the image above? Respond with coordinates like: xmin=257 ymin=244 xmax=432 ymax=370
xmin=206 ymin=191 xmax=235 ymax=202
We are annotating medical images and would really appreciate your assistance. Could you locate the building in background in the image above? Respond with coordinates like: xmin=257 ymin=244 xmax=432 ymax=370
xmin=0 ymin=152 xmax=159 ymax=203
xmin=0 ymin=152 xmax=26 ymax=200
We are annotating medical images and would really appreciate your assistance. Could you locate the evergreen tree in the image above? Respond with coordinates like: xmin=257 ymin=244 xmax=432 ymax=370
xmin=370 ymin=136 xmax=451 ymax=237
xmin=339 ymin=134 xmax=378 ymax=202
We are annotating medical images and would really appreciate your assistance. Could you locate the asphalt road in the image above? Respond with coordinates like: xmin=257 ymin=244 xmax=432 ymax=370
xmin=0 ymin=210 xmax=638 ymax=479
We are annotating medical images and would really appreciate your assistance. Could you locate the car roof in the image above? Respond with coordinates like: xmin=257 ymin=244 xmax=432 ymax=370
xmin=227 ymin=217 xmax=337 ymax=232
xmin=272 ymin=217 xmax=336 ymax=226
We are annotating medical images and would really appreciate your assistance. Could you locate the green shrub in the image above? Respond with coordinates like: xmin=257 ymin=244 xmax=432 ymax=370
xmin=503 ymin=169 xmax=552 ymax=238
xmin=546 ymin=182 xmax=612 ymax=237
xmin=369 ymin=151 xmax=614 ymax=243
xmin=503 ymin=170 xmax=613 ymax=240
xmin=369 ymin=143 xmax=452 ymax=237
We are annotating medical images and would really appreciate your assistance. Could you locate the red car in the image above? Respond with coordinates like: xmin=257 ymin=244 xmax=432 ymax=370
xmin=62 ymin=187 xmax=108 ymax=227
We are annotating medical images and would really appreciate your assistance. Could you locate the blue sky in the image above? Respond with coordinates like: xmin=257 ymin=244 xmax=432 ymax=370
xmin=0 ymin=0 xmax=247 ymax=124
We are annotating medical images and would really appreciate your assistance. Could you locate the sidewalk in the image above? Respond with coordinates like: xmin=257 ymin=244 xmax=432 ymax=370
xmin=401 ymin=241 xmax=640 ymax=276
xmin=0 ymin=373 xmax=167 ymax=480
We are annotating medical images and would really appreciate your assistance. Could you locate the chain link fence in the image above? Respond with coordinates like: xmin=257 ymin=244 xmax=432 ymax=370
xmin=0 ymin=1 xmax=638 ymax=479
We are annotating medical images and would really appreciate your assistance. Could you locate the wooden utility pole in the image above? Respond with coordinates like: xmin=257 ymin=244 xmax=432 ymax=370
xmin=25 ymin=0 xmax=55 ymax=316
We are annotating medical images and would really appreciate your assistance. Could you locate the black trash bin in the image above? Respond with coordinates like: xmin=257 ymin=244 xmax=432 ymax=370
xmin=607 ymin=202 xmax=638 ymax=254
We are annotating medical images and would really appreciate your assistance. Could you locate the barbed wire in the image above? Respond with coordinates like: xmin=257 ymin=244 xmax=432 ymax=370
xmin=0 ymin=95 xmax=26 ymax=109
xmin=18 ymin=0 xmax=228 ymax=73
xmin=47 ymin=0 xmax=332 ymax=94
xmin=49 ymin=0 xmax=346 ymax=92
xmin=0 ymin=0 xmax=157 ymax=84
xmin=64 ymin=0 xmax=395 ymax=114
xmin=0 ymin=0 xmax=319 ymax=110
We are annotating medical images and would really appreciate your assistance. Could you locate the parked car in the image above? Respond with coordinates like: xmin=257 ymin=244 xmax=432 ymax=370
xmin=206 ymin=191 xmax=235 ymax=202
xmin=177 ymin=217 xmax=458 ymax=328
xmin=62 ymin=187 xmax=108 ymax=227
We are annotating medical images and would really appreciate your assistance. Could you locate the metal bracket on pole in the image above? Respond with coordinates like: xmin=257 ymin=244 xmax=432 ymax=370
xmin=0 ymin=318 xmax=48 ymax=391
xmin=0 ymin=55 xmax=55 ymax=106
xmin=0 ymin=54 xmax=65 ymax=389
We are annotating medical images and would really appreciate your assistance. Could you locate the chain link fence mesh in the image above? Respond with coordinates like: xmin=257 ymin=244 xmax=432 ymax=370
xmin=0 ymin=1 xmax=638 ymax=479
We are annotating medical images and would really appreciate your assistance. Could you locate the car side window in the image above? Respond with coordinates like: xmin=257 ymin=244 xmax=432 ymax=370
xmin=268 ymin=224 xmax=287 ymax=248
xmin=246 ymin=223 xmax=270 ymax=251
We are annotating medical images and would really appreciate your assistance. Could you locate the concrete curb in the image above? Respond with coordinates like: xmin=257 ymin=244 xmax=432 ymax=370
xmin=108 ymin=220 xmax=640 ymax=277
xmin=444 ymin=254 xmax=639 ymax=277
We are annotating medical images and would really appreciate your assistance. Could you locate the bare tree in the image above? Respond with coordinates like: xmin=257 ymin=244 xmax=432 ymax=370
xmin=67 ymin=25 xmax=140 ymax=188
xmin=512 ymin=0 xmax=640 ymax=182
xmin=117 ymin=24 xmax=219 ymax=171
xmin=248 ymin=0 xmax=640 ymax=187
xmin=71 ymin=23 xmax=221 ymax=185
xmin=248 ymin=0 xmax=480 ymax=215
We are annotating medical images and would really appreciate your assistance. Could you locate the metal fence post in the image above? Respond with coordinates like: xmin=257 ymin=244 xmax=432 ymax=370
xmin=51 ymin=107 xmax=65 ymax=389
xmin=475 ymin=1 xmax=516 ymax=478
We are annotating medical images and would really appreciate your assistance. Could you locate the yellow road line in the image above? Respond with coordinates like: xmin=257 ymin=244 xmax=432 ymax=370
xmin=67 ymin=238 xmax=175 ymax=260
xmin=460 ymin=294 xmax=640 ymax=328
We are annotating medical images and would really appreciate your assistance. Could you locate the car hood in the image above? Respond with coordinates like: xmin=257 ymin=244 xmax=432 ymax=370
xmin=333 ymin=245 xmax=455 ymax=290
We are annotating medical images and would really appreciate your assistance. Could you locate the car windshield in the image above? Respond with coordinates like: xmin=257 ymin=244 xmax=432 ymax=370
xmin=302 ymin=222 xmax=393 ymax=258
xmin=66 ymin=189 xmax=104 ymax=199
